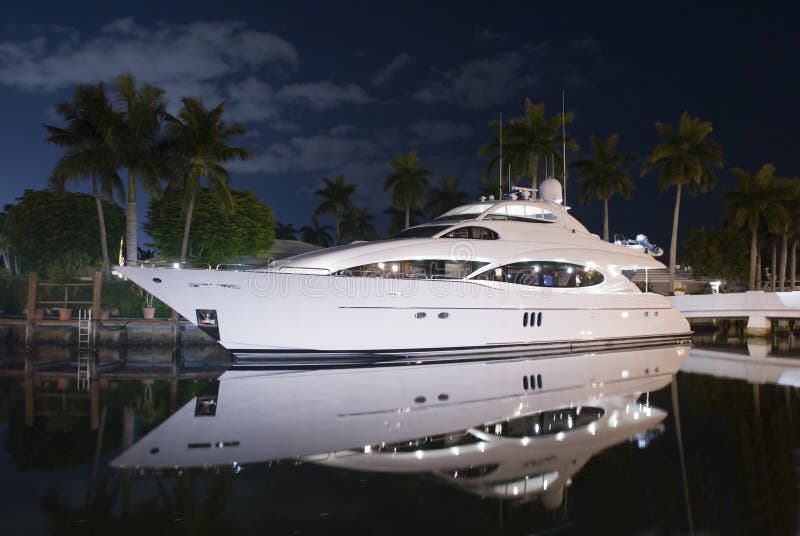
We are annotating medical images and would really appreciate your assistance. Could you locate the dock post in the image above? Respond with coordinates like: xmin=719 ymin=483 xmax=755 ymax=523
xmin=24 ymin=272 xmax=37 ymax=427
xmin=746 ymin=315 xmax=771 ymax=337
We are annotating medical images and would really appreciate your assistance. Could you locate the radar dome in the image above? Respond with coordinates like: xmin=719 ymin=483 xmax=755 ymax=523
xmin=539 ymin=177 xmax=563 ymax=204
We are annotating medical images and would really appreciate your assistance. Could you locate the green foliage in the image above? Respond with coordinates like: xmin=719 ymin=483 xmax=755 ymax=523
xmin=145 ymin=187 xmax=274 ymax=265
xmin=680 ymin=226 xmax=749 ymax=285
xmin=2 ymin=189 xmax=125 ymax=276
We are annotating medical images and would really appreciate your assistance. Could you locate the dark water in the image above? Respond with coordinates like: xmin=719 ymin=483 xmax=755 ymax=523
xmin=1 ymin=339 xmax=799 ymax=535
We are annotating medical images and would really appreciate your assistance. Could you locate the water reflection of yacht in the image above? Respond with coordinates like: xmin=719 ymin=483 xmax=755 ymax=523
xmin=314 ymin=394 xmax=665 ymax=509
xmin=116 ymin=180 xmax=689 ymax=367
xmin=112 ymin=344 xmax=686 ymax=474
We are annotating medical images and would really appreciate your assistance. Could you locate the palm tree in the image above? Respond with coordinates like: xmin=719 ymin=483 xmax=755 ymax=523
xmin=642 ymin=112 xmax=724 ymax=292
xmin=384 ymin=150 xmax=432 ymax=228
xmin=723 ymin=164 xmax=785 ymax=290
xmin=164 ymin=97 xmax=250 ymax=264
xmin=107 ymin=72 xmax=166 ymax=262
xmin=314 ymin=174 xmax=356 ymax=245
xmin=426 ymin=177 xmax=469 ymax=219
xmin=571 ymin=134 xmax=637 ymax=241
xmin=384 ymin=206 xmax=424 ymax=236
xmin=341 ymin=205 xmax=378 ymax=242
xmin=274 ymin=221 xmax=298 ymax=240
xmin=300 ymin=215 xmax=333 ymax=247
xmin=479 ymin=99 xmax=576 ymax=191
xmin=45 ymin=82 xmax=123 ymax=278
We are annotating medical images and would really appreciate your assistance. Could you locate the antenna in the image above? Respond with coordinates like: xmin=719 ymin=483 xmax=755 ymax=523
xmin=562 ymin=90 xmax=567 ymax=205
xmin=498 ymin=112 xmax=503 ymax=198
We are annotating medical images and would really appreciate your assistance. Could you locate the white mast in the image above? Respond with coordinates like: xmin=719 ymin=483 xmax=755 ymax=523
xmin=562 ymin=90 xmax=567 ymax=205
xmin=498 ymin=112 xmax=503 ymax=198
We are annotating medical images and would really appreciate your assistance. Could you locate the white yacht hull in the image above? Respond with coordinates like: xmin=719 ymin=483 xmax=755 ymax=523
xmin=117 ymin=266 xmax=691 ymax=366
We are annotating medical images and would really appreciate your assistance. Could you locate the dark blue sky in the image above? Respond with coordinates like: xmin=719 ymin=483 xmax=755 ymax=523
xmin=1 ymin=2 xmax=798 ymax=249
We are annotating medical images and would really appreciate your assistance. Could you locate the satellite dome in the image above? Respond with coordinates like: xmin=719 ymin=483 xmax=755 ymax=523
xmin=539 ymin=177 xmax=563 ymax=204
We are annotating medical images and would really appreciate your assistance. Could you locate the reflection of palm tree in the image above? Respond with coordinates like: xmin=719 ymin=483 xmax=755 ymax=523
xmin=571 ymin=134 xmax=636 ymax=242
xmin=384 ymin=150 xmax=432 ymax=229
xmin=314 ymin=174 xmax=357 ymax=245
xmin=426 ymin=177 xmax=468 ymax=219
xmin=164 ymin=97 xmax=250 ymax=264
xmin=301 ymin=215 xmax=334 ymax=247
xmin=45 ymin=82 xmax=123 ymax=278
xmin=642 ymin=112 xmax=724 ymax=291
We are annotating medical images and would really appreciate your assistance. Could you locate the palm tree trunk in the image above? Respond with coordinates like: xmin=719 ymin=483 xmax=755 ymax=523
xmin=668 ymin=184 xmax=682 ymax=292
xmin=92 ymin=177 xmax=111 ymax=279
xmin=603 ymin=198 xmax=609 ymax=242
xmin=125 ymin=172 xmax=137 ymax=262
xmin=780 ymin=233 xmax=788 ymax=291
xmin=756 ymin=251 xmax=762 ymax=290
xmin=792 ymin=240 xmax=797 ymax=291
xmin=405 ymin=203 xmax=410 ymax=229
xmin=771 ymin=239 xmax=777 ymax=292
xmin=334 ymin=216 xmax=340 ymax=246
xmin=749 ymin=227 xmax=758 ymax=290
xmin=531 ymin=154 xmax=540 ymax=191
xmin=180 ymin=191 xmax=196 ymax=264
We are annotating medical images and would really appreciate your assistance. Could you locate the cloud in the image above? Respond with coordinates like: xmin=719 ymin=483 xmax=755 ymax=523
xmin=571 ymin=37 xmax=601 ymax=54
xmin=0 ymin=18 xmax=298 ymax=93
xmin=413 ymin=51 xmax=542 ymax=110
xmin=411 ymin=119 xmax=474 ymax=144
xmin=276 ymin=81 xmax=371 ymax=109
xmin=474 ymin=29 xmax=510 ymax=42
xmin=371 ymin=53 xmax=413 ymax=86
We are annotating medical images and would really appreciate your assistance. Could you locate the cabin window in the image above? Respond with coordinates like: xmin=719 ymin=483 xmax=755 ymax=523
xmin=471 ymin=261 xmax=604 ymax=287
xmin=336 ymin=259 xmax=488 ymax=279
xmin=441 ymin=226 xmax=499 ymax=240
xmin=434 ymin=203 xmax=491 ymax=221
xmin=485 ymin=204 xmax=558 ymax=223
xmin=393 ymin=224 xmax=452 ymax=238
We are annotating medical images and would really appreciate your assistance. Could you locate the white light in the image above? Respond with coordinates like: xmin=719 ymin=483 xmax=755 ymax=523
xmin=567 ymin=266 xmax=574 ymax=274
xmin=534 ymin=423 xmax=540 ymax=434
xmin=477 ymin=442 xmax=486 ymax=452
xmin=173 ymin=262 xmax=180 ymax=269
xmin=555 ymin=432 xmax=565 ymax=441
xmin=495 ymin=268 xmax=503 ymax=276
xmin=414 ymin=450 xmax=423 ymax=459
xmin=378 ymin=262 xmax=385 ymax=269
xmin=634 ymin=412 xmax=640 ymax=420
xmin=534 ymin=265 xmax=540 ymax=272
xmin=450 ymin=446 xmax=460 ymax=456
xmin=588 ymin=422 xmax=597 ymax=435
xmin=512 ymin=486 xmax=519 ymax=495
xmin=521 ymin=437 xmax=530 ymax=446
xmin=364 ymin=445 xmax=372 ymax=454
xmin=621 ymin=311 xmax=629 ymax=319
xmin=621 ymin=369 xmax=630 ymax=379
xmin=543 ymin=479 xmax=549 ymax=491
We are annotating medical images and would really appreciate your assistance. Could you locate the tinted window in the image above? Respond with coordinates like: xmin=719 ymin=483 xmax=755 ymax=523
xmin=441 ymin=226 xmax=499 ymax=240
xmin=337 ymin=259 xmax=488 ymax=279
xmin=393 ymin=225 xmax=452 ymax=238
xmin=471 ymin=262 xmax=604 ymax=287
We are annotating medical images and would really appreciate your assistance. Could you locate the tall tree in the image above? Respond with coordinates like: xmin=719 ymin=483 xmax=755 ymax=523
xmin=642 ymin=112 xmax=724 ymax=292
xmin=426 ymin=177 xmax=469 ymax=219
xmin=107 ymin=72 xmax=166 ymax=262
xmin=571 ymin=134 xmax=637 ymax=241
xmin=300 ymin=215 xmax=334 ymax=247
xmin=45 ymin=82 xmax=123 ymax=278
xmin=384 ymin=150 xmax=432 ymax=229
xmin=274 ymin=221 xmax=298 ymax=240
xmin=341 ymin=205 xmax=378 ymax=242
xmin=164 ymin=97 xmax=250 ymax=264
xmin=723 ymin=164 xmax=784 ymax=290
xmin=384 ymin=206 xmax=424 ymax=236
xmin=314 ymin=174 xmax=357 ymax=245
xmin=479 ymin=99 xmax=576 ymax=192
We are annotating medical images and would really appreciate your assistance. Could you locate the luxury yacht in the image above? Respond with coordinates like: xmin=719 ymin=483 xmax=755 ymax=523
xmin=116 ymin=179 xmax=690 ymax=367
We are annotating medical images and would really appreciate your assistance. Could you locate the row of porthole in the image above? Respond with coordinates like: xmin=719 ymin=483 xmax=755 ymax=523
xmin=523 ymin=374 xmax=543 ymax=391
xmin=523 ymin=312 xmax=543 ymax=327
xmin=415 ymin=312 xmax=450 ymax=319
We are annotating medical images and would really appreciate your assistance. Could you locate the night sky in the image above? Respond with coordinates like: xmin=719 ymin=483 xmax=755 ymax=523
xmin=1 ymin=2 xmax=798 ymax=250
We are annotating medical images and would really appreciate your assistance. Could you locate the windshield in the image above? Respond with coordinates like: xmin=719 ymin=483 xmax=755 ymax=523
xmin=393 ymin=225 xmax=451 ymax=238
xmin=434 ymin=203 xmax=491 ymax=221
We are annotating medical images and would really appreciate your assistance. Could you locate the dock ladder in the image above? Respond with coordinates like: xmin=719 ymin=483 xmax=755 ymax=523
xmin=77 ymin=308 xmax=92 ymax=391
